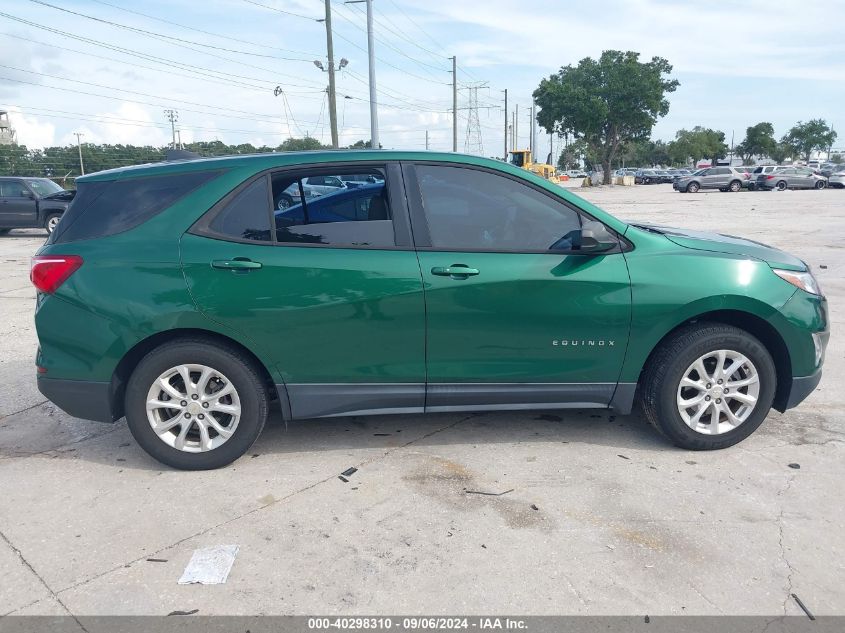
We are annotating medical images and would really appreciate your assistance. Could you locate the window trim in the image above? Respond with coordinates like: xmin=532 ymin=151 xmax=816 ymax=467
xmin=402 ymin=161 xmax=630 ymax=255
xmin=189 ymin=161 xmax=413 ymax=250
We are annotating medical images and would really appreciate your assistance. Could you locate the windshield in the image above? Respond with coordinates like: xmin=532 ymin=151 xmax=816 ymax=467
xmin=509 ymin=152 xmax=525 ymax=168
xmin=27 ymin=179 xmax=64 ymax=196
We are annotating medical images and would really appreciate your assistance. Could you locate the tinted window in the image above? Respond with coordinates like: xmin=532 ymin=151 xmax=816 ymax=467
xmin=51 ymin=170 xmax=222 ymax=244
xmin=207 ymin=176 xmax=272 ymax=242
xmin=416 ymin=165 xmax=583 ymax=252
xmin=271 ymin=168 xmax=394 ymax=247
xmin=0 ymin=181 xmax=30 ymax=197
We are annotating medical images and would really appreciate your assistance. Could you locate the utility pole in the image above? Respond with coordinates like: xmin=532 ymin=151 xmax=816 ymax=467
xmin=425 ymin=130 xmax=429 ymax=150
xmin=346 ymin=0 xmax=378 ymax=149
xmin=503 ymin=89 xmax=508 ymax=160
xmin=163 ymin=109 xmax=178 ymax=149
xmin=73 ymin=132 xmax=84 ymax=175
xmin=514 ymin=103 xmax=519 ymax=150
xmin=176 ymin=129 xmax=183 ymax=150
xmin=324 ymin=0 xmax=339 ymax=148
xmin=450 ymin=56 xmax=457 ymax=152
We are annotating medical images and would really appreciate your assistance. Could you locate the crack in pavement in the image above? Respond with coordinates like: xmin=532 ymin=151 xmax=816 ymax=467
xmin=51 ymin=413 xmax=477 ymax=601
xmin=0 ymin=400 xmax=49 ymax=424
xmin=777 ymin=472 xmax=798 ymax=616
xmin=0 ymin=528 xmax=89 ymax=631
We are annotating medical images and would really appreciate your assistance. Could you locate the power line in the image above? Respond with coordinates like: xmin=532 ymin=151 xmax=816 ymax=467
xmin=240 ymin=0 xmax=320 ymax=21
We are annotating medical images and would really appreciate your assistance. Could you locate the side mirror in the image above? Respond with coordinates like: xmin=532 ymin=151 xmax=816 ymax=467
xmin=579 ymin=221 xmax=617 ymax=253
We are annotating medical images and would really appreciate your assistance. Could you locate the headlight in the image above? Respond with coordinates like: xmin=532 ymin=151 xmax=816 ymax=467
xmin=772 ymin=268 xmax=823 ymax=296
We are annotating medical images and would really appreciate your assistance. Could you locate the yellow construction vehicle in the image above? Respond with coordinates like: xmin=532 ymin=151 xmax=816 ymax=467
xmin=508 ymin=149 xmax=565 ymax=184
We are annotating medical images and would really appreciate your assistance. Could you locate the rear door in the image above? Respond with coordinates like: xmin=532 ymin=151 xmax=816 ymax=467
xmin=0 ymin=180 xmax=38 ymax=227
xmin=405 ymin=163 xmax=631 ymax=411
xmin=794 ymin=168 xmax=815 ymax=188
xmin=181 ymin=163 xmax=426 ymax=419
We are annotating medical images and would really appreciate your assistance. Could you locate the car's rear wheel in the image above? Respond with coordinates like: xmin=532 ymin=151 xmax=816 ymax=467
xmin=44 ymin=213 xmax=62 ymax=234
xmin=687 ymin=182 xmax=700 ymax=193
xmin=125 ymin=339 xmax=269 ymax=470
xmin=776 ymin=180 xmax=787 ymax=191
xmin=728 ymin=180 xmax=742 ymax=192
xmin=814 ymin=180 xmax=826 ymax=190
xmin=640 ymin=323 xmax=776 ymax=450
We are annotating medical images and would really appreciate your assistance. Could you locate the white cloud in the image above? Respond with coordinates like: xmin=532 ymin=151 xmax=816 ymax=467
xmin=6 ymin=107 xmax=55 ymax=148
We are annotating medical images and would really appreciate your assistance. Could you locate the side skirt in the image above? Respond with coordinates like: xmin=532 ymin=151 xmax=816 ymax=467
xmin=278 ymin=382 xmax=636 ymax=420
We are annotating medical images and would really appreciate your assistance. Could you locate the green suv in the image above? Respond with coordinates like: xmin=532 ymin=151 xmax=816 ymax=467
xmin=32 ymin=151 xmax=829 ymax=469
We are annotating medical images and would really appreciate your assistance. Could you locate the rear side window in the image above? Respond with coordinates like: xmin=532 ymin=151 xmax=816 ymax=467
xmin=50 ymin=170 xmax=222 ymax=244
xmin=196 ymin=167 xmax=394 ymax=248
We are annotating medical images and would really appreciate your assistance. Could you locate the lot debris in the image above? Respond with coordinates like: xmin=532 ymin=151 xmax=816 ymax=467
xmin=481 ymin=544 xmax=487 ymax=549
xmin=338 ymin=476 xmax=349 ymax=483
xmin=146 ymin=558 xmax=168 ymax=563
xmin=178 ymin=545 xmax=239 ymax=585
xmin=530 ymin=504 xmax=539 ymax=511
xmin=819 ymin=265 xmax=827 ymax=269
xmin=465 ymin=488 xmax=514 ymax=496
xmin=373 ymin=433 xmax=391 ymax=436
xmin=167 ymin=609 xmax=198 ymax=616
xmin=617 ymin=454 xmax=630 ymax=460
xmin=788 ymin=463 xmax=801 ymax=469
xmin=792 ymin=593 xmax=815 ymax=620
xmin=341 ymin=467 xmax=358 ymax=477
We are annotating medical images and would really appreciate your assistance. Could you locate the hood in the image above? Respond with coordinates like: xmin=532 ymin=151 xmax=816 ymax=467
xmin=630 ymin=223 xmax=806 ymax=271
xmin=41 ymin=190 xmax=76 ymax=202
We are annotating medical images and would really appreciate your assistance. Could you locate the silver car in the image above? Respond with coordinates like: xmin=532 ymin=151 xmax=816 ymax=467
xmin=674 ymin=166 xmax=747 ymax=193
xmin=756 ymin=166 xmax=827 ymax=191
xmin=827 ymin=166 xmax=845 ymax=189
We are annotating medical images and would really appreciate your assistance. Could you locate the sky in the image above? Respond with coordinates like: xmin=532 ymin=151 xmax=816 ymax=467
xmin=1 ymin=0 xmax=844 ymax=168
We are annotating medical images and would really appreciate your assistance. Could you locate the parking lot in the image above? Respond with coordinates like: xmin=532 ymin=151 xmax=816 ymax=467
xmin=0 ymin=183 xmax=842 ymax=617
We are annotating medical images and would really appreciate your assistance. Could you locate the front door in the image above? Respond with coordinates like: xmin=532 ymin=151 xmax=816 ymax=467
xmin=0 ymin=180 xmax=38 ymax=227
xmin=181 ymin=163 xmax=426 ymax=419
xmin=405 ymin=163 xmax=631 ymax=411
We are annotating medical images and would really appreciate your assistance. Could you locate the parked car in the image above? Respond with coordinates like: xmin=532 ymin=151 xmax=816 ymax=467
xmin=634 ymin=169 xmax=660 ymax=184
xmin=755 ymin=166 xmax=827 ymax=191
xmin=274 ymin=174 xmax=349 ymax=209
xmin=32 ymin=151 xmax=828 ymax=469
xmin=566 ymin=169 xmax=587 ymax=178
xmin=746 ymin=165 xmax=780 ymax=191
xmin=340 ymin=173 xmax=383 ymax=188
xmin=0 ymin=177 xmax=74 ymax=235
xmin=673 ymin=167 xmax=747 ymax=193
xmin=655 ymin=169 xmax=674 ymax=184
xmin=827 ymin=166 xmax=845 ymax=188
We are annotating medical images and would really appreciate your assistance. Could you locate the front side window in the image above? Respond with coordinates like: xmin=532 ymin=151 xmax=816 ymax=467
xmin=415 ymin=165 xmax=584 ymax=252
xmin=0 ymin=181 xmax=29 ymax=197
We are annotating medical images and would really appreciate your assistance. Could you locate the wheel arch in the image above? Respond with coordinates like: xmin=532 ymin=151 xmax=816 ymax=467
xmin=636 ymin=309 xmax=792 ymax=412
xmin=110 ymin=328 xmax=280 ymax=420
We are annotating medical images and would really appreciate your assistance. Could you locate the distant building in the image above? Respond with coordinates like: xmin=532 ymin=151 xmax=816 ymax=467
xmin=0 ymin=111 xmax=16 ymax=145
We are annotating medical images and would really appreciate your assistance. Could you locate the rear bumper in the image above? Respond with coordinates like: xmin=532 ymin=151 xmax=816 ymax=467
xmin=37 ymin=376 xmax=116 ymax=422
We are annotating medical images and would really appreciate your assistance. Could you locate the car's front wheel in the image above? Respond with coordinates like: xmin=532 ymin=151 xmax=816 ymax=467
xmin=728 ymin=180 xmax=742 ymax=192
xmin=687 ymin=182 xmax=700 ymax=193
xmin=125 ymin=339 xmax=269 ymax=470
xmin=640 ymin=323 xmax=776 ymax=450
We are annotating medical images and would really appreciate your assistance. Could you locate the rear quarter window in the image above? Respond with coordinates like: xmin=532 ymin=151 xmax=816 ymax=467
xmin=49 ymin=170 xmax=223 ymax=244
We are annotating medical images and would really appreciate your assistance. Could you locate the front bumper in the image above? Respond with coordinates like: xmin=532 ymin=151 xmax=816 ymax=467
xmin=37 ymin=376 xmax=117 ymax=422
xmin=783 ymin=368 xmax=823 ymax=410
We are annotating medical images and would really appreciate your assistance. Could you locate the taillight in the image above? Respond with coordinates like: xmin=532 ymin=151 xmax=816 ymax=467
xmin=30 ymin=255 xmax=83 ymax=294
xmin=766 ymin=175 xmax=775 ymax=180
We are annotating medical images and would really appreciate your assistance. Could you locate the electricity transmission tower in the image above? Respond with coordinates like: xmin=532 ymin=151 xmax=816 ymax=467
xmin=461 ymin=82 xmax=487 ymax=155
xmin=163 ymin=109 xmax=179 ymax=149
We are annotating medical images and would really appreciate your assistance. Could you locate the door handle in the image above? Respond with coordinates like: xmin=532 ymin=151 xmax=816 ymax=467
xmin=431 ymin=265 xmax=480 ymax=278
xmin=211 ymin=258 xmax=262 ymax=271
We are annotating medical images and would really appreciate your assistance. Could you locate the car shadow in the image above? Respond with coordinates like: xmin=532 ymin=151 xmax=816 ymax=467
xmin=2 ymin=400 xmax=673 ymax=472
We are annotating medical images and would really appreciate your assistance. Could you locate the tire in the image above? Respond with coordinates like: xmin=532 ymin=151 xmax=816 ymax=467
xmin=728 ymin=180 xmax=742 ymax=192
xmin=748 ymin=183 xmax=756 ymax=191
xmin=814 ymin=180 xmax=826 ymax=190
xmin=44 ymin=213 xmax=62 ymax=234
xmin=687 ymin=181 xmax=700 ymax=193
xmin=640 ymin=323 xmax=776 ymax=450
xmin=776 ymin=180 xmax=787 ymax=191
xmin=276 ymin=194 xmax=293 ymax=210
xmin=0 ymin=229 xmax=10 ymax=236
xmin=125 ymin=338 xmax=269 ymax=470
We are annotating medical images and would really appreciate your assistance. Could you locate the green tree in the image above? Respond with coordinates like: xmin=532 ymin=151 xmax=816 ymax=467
xmin=782 ymin=119 xmax=837 ymax=162
xmin=768 ymin=141 xmax=792 ymax=165
xmin=734 ymin=122 xmax=776 ymax=165
xmin=556 ymin=138 xmax=589 ymax=170
xmin=533 ymin=50 xmax=679 ymax=184
xmin=669 ymin=127 xmax=728 ymax=167
xmin=278 ymin=136 xmax=326 ymax=152
xmin=831 ymin=153 xmax=843 ymax=165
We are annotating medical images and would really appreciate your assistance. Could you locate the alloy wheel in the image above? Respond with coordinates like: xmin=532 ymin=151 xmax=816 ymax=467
xmin=46 ymin=216 xmax=61 ymax=233
xmin=145 ymin=364 xmax=241 ymax=452
xmin=676 ymin=350 xmax=760 ymax=435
